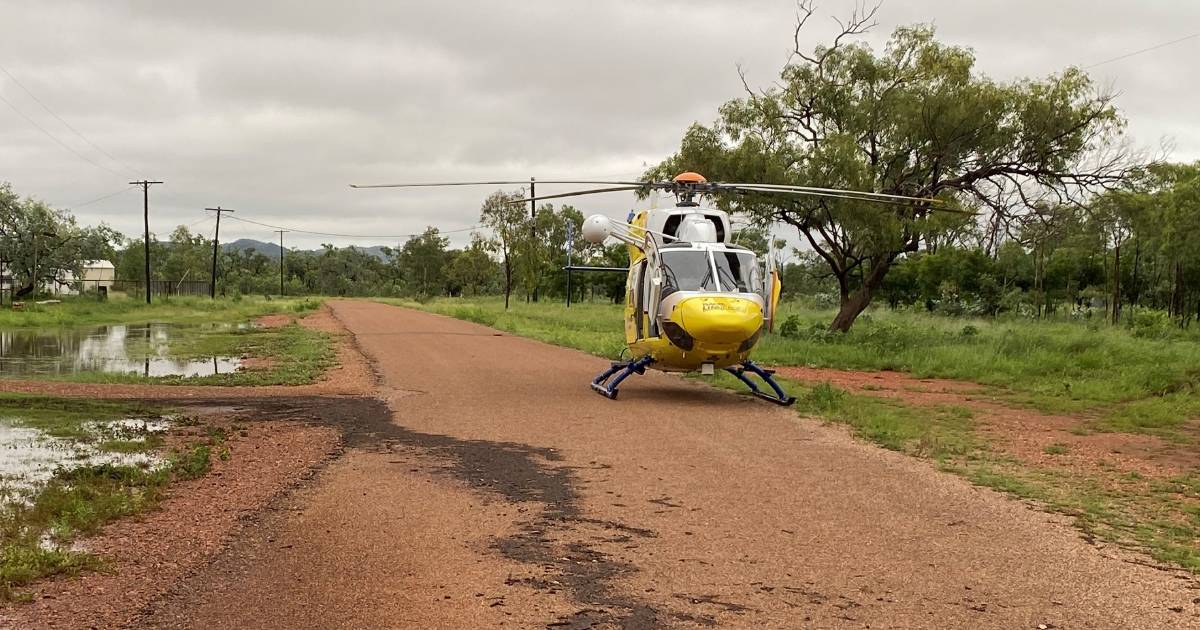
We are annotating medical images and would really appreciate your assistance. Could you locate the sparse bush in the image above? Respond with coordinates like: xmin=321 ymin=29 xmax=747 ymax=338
xmin=803 ymin=382 xmax=846 ymax=411
xmin=779 ymin=315 xmax=803 ymax=338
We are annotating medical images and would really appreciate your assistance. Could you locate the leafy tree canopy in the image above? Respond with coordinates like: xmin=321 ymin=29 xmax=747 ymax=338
xmin=647 ymin=2 xmax=1132 ymax=330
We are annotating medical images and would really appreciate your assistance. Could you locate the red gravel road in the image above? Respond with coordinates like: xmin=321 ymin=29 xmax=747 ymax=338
xmin=137 ymin=301 xmax=1198 ymax=629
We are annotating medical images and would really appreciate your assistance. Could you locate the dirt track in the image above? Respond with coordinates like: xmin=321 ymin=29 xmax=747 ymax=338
xmin=67 ymin=302 xmax=1200 ymax=626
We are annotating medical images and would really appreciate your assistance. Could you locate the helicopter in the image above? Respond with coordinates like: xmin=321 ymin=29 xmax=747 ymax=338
xmin=351 ymin=172 xmax=943 ymax=405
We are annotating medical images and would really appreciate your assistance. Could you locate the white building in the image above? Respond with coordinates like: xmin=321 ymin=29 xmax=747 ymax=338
xmin=49 ymin=260 xmax=116 ymax=295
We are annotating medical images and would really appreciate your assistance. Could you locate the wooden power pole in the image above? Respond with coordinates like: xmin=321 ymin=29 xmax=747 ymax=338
xmin=205 ymin=207 xmax=234 ymax=298
xmin=530 ymin=176 xmax=537 ymax=302
xmin=275 ymin=230 xmax=288 ymax=296
xmin=130 ymin=180 xmax=163 ymax=304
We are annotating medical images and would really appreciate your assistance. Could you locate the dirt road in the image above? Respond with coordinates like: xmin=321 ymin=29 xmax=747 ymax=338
xmin=139 ymin=301 xmax=1198 ymax=628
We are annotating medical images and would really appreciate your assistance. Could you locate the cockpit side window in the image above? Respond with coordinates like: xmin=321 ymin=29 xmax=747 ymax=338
xmin=713 ymin=251 xmax=757 ymax=293
xmin=660 ymin=251 xmax=716 ymax=296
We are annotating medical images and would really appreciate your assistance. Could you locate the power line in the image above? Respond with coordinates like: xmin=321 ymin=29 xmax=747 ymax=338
xmin=0 ymin=63 xmax=140 ymax=176
xmin=68 ymin=185 xmax=136 ymax=209
xmin=0 ymin=90 xmax=126 ymax=177
xmin=187 ymin=214 xmax=215 ymax=229
xmin=223 ymin=213 xmax=478 ymax=239
xmin=1085 ymin=32 xmax=1200 ymax=69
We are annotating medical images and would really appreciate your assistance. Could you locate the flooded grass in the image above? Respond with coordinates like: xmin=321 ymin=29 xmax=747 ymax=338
xmin=0 ymin=395 xmax=222 ymax=601
xmin=0 ymin=295 xmax=333 ymax=386
xmin=0 ymin=321 xmax=335 ymax=387
xmin=0 ymin=323 xmax=241 ymax=379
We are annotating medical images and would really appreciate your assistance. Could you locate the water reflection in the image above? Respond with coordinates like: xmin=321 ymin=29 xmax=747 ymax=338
xmin=0 ymin=323 xmax=241 ymax=378
xmin=0 ymin=418 xmax=167 ymax=501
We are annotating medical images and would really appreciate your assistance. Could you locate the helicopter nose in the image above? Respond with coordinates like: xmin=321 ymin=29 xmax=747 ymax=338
xmin=674 ymin=297 xmax=764 ymax=344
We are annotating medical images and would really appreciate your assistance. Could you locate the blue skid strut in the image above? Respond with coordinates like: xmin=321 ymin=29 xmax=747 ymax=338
xmin=591 ymin=356 xmax=655 ymax=400
xmin=725 ymin=360 xmax=797 ymax=406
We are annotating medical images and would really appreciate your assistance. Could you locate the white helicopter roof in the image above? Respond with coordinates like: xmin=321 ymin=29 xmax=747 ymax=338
xmin=642 ymin=206 xmax=731 ymax=245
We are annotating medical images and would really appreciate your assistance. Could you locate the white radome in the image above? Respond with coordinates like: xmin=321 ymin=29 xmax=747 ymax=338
xmin=581 ymin=214 xmax=612 ymax=244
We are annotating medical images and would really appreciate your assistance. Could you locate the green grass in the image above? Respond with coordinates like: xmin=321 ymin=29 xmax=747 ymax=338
xmin=760 ymin=304 xmax=1200 ymax=434
xmin=0 ymin=295 xmax=323 ymax=329
xmin=0 ymin=395 xmax=226 ymax=601
xmin=759 ymin=377 xmax=978 ymax=460
xmin=952 ymin=461 xmax=1200 ymax=571
xmin=397 ymin=296 xmax=1200 ymax=573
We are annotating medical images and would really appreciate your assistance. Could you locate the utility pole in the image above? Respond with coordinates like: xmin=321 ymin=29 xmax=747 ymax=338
xmin=530 ymin=176 xmax=537 ymax=302
xmin=205 ymin=207 xmax=234 ymax=298
xmin=130 ymin=180 xmax=163 ymax=304
xmin=275 ymin=230 xmax=288 ymax=296
xmin=565 ymin=222 xmax=573 ymax=308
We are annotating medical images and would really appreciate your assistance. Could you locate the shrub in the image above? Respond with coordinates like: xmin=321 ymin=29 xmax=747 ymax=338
xmin=1129 ymin=310 xmax=1174 ymax=340
xmin=779 ymin=315 xmax=804 ymax=338
xmin=803 ymin=382 xmax=846 ymax=411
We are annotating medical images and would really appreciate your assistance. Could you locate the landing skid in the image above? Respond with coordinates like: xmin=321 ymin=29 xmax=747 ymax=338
xmin=725 ymin=361 xmax=797 ymax=406
xmin=591 ymin=356 xmax=655 ymax=399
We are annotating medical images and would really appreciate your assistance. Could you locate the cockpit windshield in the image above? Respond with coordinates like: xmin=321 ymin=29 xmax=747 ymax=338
xmin=660 ymin=250 xmax=715 ymax=296
xmin=713 ymin=251 xmax=758 ymax=293
xmin=659 ymin=249 xmax=759 ymax=295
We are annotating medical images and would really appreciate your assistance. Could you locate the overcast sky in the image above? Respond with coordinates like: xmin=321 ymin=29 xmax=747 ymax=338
xmin=1 ymin=0 xmax=1197 ymax=250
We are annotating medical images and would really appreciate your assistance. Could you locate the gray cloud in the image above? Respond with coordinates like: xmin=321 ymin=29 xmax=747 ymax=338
xmin=1 ymin=0 xmax=1196 ymax=250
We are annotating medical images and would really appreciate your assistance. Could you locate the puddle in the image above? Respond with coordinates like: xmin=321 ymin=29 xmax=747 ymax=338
xmin=0 ymin=418 xmax=169 ymax=502
xmin=0 ymin=323 xmax=242 ymax=378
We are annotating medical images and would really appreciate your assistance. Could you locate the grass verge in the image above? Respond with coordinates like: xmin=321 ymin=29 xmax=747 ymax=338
xmin=0 ymin=397 xmax=225 ymax=601
xmin=0 ymin=295 xmax=323 ymax=329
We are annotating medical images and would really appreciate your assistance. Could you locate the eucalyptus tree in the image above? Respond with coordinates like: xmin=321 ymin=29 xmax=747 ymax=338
xmin=0 ymin=183 xmax=120 ymax=297
xmin=647 ymin=2 xmax=1133 ymax=331
xmin=479 ymin=190 xmax=528 ymax=309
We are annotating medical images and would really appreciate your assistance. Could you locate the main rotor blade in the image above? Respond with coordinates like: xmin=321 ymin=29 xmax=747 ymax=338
xmin=507 ymin=185 xmax=650 ymax=205
xmin=350 ymin=179 xmax=650 ymax=189
xmin=728 ymin=185 xmax=976 ymax=215
xmin=722 ymin=183 xmax=944 ymax=205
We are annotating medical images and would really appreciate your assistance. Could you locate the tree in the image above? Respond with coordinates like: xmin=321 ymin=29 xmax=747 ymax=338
xmin=515 ymin=203 xmax=584 ymax=300
xmin=162 ymin=225 xmax=213 ymax=284
xmin=0 ymin=183 xmax=120 ymax=296
xmin=446 ymin=236 xmax=498 ymax=296
xmin=647 ymin=2 xmax=1132 ymax=331
xmin=479 ymin=190 xmax=527 ymax=309
xmin=394 ymin=227 xmax=449 ymax=297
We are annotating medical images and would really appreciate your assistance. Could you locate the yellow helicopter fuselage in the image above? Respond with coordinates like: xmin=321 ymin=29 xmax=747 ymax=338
xmin=619 ymin=210 xmax=768 ymax=372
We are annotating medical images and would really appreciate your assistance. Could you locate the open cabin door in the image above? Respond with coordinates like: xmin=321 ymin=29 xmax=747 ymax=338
xmin=762 ymin=244 xmax=782 ymax=332
xmin=644 ymin=235 xmax=663 ymax=338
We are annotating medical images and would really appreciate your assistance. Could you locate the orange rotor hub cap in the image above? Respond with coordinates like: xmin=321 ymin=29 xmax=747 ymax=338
xmin=673 ymin=172 xmax=708 ymax=184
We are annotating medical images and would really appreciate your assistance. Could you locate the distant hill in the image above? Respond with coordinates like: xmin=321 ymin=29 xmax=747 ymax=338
xmin=223 ymin=239 xmax=283 ymax=258
xmin=222 ymin=239 xmax=390 ymax=261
